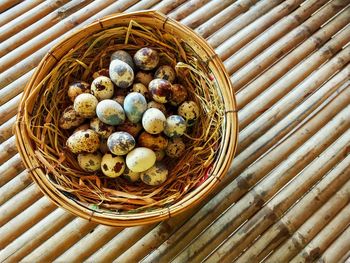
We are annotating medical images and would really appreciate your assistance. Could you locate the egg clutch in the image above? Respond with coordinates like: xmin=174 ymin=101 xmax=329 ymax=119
xmin=59 ymin=48 xmax=200 ymax=186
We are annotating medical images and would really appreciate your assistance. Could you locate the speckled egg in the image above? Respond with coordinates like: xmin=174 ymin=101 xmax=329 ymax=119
xmin=109 ymin=59 xmax=134 ymax=89
xmin=140 ymin=162 xmax=168 ymax=186
xmin=135 ymin=71 xmax=153 ymax=86
xmin=107 ymin=131 xmax=136 ymax=155
xmin=101 ymin=153 xmax=125 ymax=178
xmin=178 ymin=101 xmax=200 ymax=126
xmin=122 ymin=167 xmax=140 ymax=182
xmin=74 ymin=123 xmax=90 ymax=133
xmin=77 ymin=152 xmax=102 ymax=172
xmin=123 ymin=92 xmax=147 ymax=123
xmin=164 ymin=115 xmax=187 ymax=137
xmin=110 ymin=50 xmax=135 ymax=70
xmin=148 ymin=79 xmax=172 ymax=103
xmin=134 ymin=47 xmax=159 ymax=70
xmin=131 ymin=83 xmax=149 ymax=99
xmin=155 ymin=150 xmax=165 ymax=161
xmin=67 ymin=81 xmax=90 ymax=102
xmin=73 ymin=93 xmax=98 ymax=118
xmin=90 ymin=118 xmax=115 ymax=139
xmin=116 ymin=120 xmax=143 ymax=138
xmin=96 ymin=99 xmax=125 ymax=125
xmin=126 ymin=147 xmax=156 ymax=172
xmin=138 ymin=132 xmax=168 ymax=151
xmin=59 ymin=106 xmax=85 ymax=129
xmin=154 ymin=65 xmax=176 ymax=83
xmin=142 ymin=108 xmax=166 ymax=134
xmin=66 ymin=129 xmax=100 ymax=154
xmin=147 ymin=101 xmax=167 ymax=115
xmin=113 ymin=95 xmax=125 ymax=106
xmin=91 ymin=76 xmax=114 ymax=100
xmin=99 ymin=139 xmax=109 ymax=154
xmin=165 ymin=137 xmax=186 ymax=158
xmin=170 ymin=84 xmax=188 ymax=106
xmin=93 ymin=68 xmax=109 ymax=79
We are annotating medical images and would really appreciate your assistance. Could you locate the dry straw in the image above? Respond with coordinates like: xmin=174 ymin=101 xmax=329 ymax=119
xmin=15 ymin=10 xmax=237 ymax=226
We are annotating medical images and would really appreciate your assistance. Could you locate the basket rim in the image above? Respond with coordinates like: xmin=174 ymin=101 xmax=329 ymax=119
xmin=15 ymin=10 xmax=239 ymax=227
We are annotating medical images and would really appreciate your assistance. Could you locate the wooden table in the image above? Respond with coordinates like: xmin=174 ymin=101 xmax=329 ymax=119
xmin=1 ymin=1 xmax=350 ymax=262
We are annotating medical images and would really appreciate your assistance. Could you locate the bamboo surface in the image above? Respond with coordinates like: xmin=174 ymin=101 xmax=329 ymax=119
xmin=1 ymin=0 xmax=350 ymax=262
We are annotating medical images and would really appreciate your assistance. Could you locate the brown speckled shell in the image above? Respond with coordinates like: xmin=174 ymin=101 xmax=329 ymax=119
xmin=138 ymin=132 xmax=168 ymax=151
xmin=170 ymin=84 xmax=188 ymax=106
xmin=148 ymin=79 xmax=172 ymax=104
xmin=59 ymin=106 xmax=85 ymax=129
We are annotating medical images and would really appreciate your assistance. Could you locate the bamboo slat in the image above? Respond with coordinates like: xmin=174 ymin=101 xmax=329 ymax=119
xmin=0 ymin=136 xmax=17 ymax=164
xmin=126 ymin=0 xmax=161 ymax=12
xmin=231 ymin=0 xmax=350 ymax=93
xmin=0 ymin=170 xmax=31 ymax=205
xmin=172 ymin=90 xmax=350 ymax=262
xmin=180 ymin=0 xmax=236 ymax=29
xmin=0 ymin=95 xmax=21 ymax=125
xmin=290 ymin=201 xmax=350 ymax=262
xmin=54 ymin=225 xmax=122 ymax=262
xmin=168 ymin=0 xmax=210 ymax=21
xmin=0 ymin=208 xmax=74 ymax=263
xmin=0 ymin=0 xmax=22 ymax=14
xmin=0 ymin=184 xmax=42 ymax=227
xmin=207 ymin=0 xmax=286 ymax=49
xmin=21 ymin=218 xmax=97 ymax=262
xmin=316 ymin=223 xmax=350 ymax=262
xmin=87 ymin=225 xmax=155 ymax=262
xmin=0 ymin=153 xmax=24 ymax=186
xmin=196 ymin=0 xmax=259 ymax=38
xmin=0 ymin=0 xmax=70 ymax=45
xmin=0 ymin=116 xmax=15 ymax=143
xmin=208 ymin=140 xmax=350 ymax=262
xmin=0 ymin=197 xmax=57 ymax=249
xmin=235 ymin=129 xmax=350 ymax=262
xmin=152 ymin=0 xmax=188 ymax=14
xmin=0 ymin=0 xmax=44 ymax=27
xmin=206 ymin=0 xmax=304 ymax=60
xmin=0 ymin=0 xmax=95 ymax=59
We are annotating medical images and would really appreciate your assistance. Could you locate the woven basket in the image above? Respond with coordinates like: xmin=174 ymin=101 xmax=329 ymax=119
xmin=15 ymin=10 xmax=238 ymax=226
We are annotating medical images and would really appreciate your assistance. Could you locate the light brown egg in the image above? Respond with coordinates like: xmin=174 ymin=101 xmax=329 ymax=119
xmin=154 ymin=65 xmax=176 ymax=83
xmin=77 ymin=152 xmax=102 ymax=172
xmin=59 ymin=106 xmax=85 ymax=129
xmin=138 ymin=132 xmax=168 ymax=151
xmin=90 ymin=118 xmax=115 ymax=139
xmin=135 ymin=71 xmax=153 ymax=86
xmin=165 ymin=137 xmax=186 ymax=158
xmin=133 ymin=47 xmax=159 ymax=70
xmin=66 ymin=129 xmax=100 ymax=154
xmin=67 ymin=81 xmax=90 ymax=102
xmin=73 ymin=93 xmax=98 ymax=118
xmin=170 ymin=84 xmax=188 ymax=106
xmin=116 ymin=119 xmax=143 ymax=138
xmin=140 ymin=162 xmax=168 ymax=186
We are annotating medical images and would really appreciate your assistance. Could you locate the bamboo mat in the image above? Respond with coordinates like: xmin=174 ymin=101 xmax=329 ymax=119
xmin=0 ymin=0 xmax=350 ymax=262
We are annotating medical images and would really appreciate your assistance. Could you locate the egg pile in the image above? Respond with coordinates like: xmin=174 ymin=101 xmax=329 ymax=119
xmin=60 ymin=48 xmax=200 ymax=186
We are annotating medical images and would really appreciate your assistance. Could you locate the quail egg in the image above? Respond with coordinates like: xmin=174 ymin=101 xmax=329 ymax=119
xmin=67 ymin=81 xmax=90 ymax=102
xmin=109 ymin=59 xmax=134 ymax=88
xmin=77 ymin=152 xmax=102 ymax=172
xmin=131 ymin=83 xmax=149 ymax=99
xmin=110 ymin=50 xmax=135 ymax=70
xmin=113 ymin=95 xmax=125 ymax=106
xmin=147 ymin=101 xmax=167 ymax=115
xmin=101 ymin=153 xmax=125 ymax=178
xmin=135 ymin=71 xmax=153 ymax=86
xmin=140 ymin=162 xmax=168 ymax=186
xmin=178 ymin=101 xmax=200 ymax=126
xmin=154 ymin=65 xmax=176 ymax=83
xmin=170 ymin=84 xmax=188 ymax=106
xmin=126 ymin=147 xmax=156 ymax=172
xmin=66 ymin=129 xmax=100 ymax=154
xmin=133 ymin=47 xmax=159 ymax=70
xmin=93 ymin=68 xmax=109 ymax=79
xmin=138 ymin=132 xmax=168 ymax=151
xmin=122 ymin=167 xmax=140 ymax=182
xmin=142 ymin=108 xmax=166 ymax=134
xmin=90 ymin=117 xmax=115 ymax=139
xmin=96 ymin=99 xmax=125 ymax=125
xmin=116 ymin=119 xmax=143 ymax=138
xmin=148 ymin=79 xmax=172 ymax=103
xmin=164 ymin=115 xmax=186 ymax=137
xmin=107 ymin=131 xmax=136 ymax=155
xmin=91 ymin=76 xmax=114 ymax=100
xmin=73 ymin=93 xmax=98 ymax=118
xmin=74 ymin=123 xmax=90 ymax=133
xmin=155 ymin=150 xmax=165 ymax=161
xmin=123 ymin=92 xmax=147 ymax=123
xmin=59 ymin=106 xmax=85 ymax=129
xmin=165 ymin=137 xmax=186 ymax=158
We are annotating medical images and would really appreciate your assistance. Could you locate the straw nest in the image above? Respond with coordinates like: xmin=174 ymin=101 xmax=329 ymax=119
xmin=16 ymin=11 xmax=237 ymax=226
